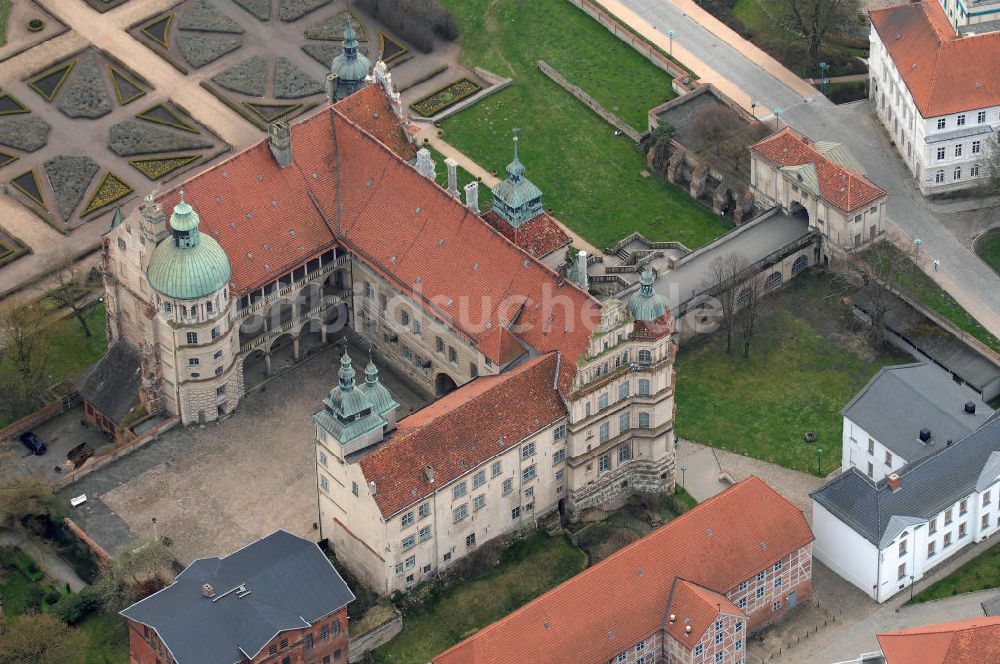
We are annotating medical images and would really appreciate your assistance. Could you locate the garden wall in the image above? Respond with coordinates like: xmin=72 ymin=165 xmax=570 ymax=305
xmin=425 ymin=67 xmax=512 ymax=122
xmin=347 ymin=608 xmax=403 ymax=662
xmin=537 ymin=60 xmax=643 ymax=141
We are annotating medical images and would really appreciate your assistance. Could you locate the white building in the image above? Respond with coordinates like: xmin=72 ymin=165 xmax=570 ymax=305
xmin=937 ymin=0 xmax=1000 ymax=28
xmin=812 ymin=416 xmax=1000 ymax=602
xmin=869 ymin=0 xmax=1000 ymax=194
xmin=840 ymin=363 xmax=991 ymax=482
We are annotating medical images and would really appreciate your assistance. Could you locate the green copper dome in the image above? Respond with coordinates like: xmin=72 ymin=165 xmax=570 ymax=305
xmin=491 ymin=133 xmax=543 ymax=227
xmin=360 ymin=360 xmax=399 ymax=417
xmin=314 ymin=351 xmax=387 ymax=445
xmin=628 ymin=268 xmax=666 ymax=321
xmin=331 ymin=22 xmax=371 ymax=90
xmin=147 ymin=195 xmax=231 ymax=300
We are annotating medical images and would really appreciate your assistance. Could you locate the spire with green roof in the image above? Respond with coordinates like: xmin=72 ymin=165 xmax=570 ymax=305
xmin=360 ymin=358 xmax=400 ymax=419
xmin=313 ymin=350 xmax=388 ymax=452
xmin=491 ymin=129 xmax=544 ymax=227
xmin=628 ymin=268 xmax=667 ymax=321
xmin=331 ymin=20 xmax=371 ymax=101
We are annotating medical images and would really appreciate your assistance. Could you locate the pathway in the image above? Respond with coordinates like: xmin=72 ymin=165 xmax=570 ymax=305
xmin=0 ymin=529 xmax=86 ymax=592
xmin=607 ymin=0 xmax=1000 ymax=339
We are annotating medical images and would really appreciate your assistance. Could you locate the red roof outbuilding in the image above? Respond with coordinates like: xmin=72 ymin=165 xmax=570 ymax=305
xmin=877 ymin=617 xmax=1000 ymax=664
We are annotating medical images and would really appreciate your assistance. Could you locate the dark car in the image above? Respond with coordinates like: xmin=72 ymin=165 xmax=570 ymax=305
xmin=19 ymin=431 xmax=46 ymax=456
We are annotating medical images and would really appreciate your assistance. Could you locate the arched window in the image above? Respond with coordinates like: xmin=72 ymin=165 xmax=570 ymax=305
xmin=764 ymin=271 xmax=782 ymax=291
xmin=737 ymin=288 xmax=751 ymax=306
xmin=791 ymin=255 xmax=808 ymax=275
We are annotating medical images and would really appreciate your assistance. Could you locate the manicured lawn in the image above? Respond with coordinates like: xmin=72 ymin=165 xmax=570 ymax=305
xmin=371 ymin=532 xmax=587 ymax=663
xmin=908 ymin=541 xmax=1000 ymax=605
xmin=0 ymin=1 xmax=10 ymax=48
xmin=676 ymin=273 xmax=909 ymax=475
xmin=438 ymin=0 xmax=729 ymax=250
xmin=975 ymin=230 xmax=1000 ymax=277
xmin=424 ymin=145 xmax=493 ymax=210
xmin=79 ymin=612 xmax=131 ymax=664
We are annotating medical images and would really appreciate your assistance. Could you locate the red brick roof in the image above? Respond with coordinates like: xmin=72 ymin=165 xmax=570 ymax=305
xmin=335 ymin=84 xmax=417 ymax=161
xmin=156 ymin=101 xmax=599 ymax=391
xmin=665 ymin=579 xmax=743 ymax=646
xmin=433 ymin=477 xmax=813 ymax=664
xmin=750 ymin=127 xmax=886 ymax=213
xmin=481 ymin=210 xmax=571 ymax=259
xmin=878 ymin=618 xmax=1000 ymax=664
xmin=870 ymin=1 xmax=1000 ymax=118
xmin=358 ymin=352 xmax=564 ymax=517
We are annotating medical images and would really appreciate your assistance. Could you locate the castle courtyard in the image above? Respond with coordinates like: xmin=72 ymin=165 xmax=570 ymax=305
xmin=58 ymin=335 xmax=431 ymax=564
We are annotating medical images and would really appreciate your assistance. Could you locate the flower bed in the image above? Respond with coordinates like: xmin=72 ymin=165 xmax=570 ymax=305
xmin=44 ymin=155 xmax=100 ymax=221
xmin=233 ymin=0 xmax=271 ymax=20
xmin=178 ymin=0 xmax=244 ymax=34
xmin=178 ymin=32 xmax=242 ymax=68
xmin=411 ymin=78 xmax=482 ymax=117
xmin=0 ymin=116 xmax=50 ymax=152
xmin=109 ymin=120 xmax=212 ymax=156
xmin=129 ymin=155 xmax=200 ymax=180
xmin=279 ymin=0 xmax=333 ymax=22
xmin=274 ymin=57 xmax=324 ymax=98
xmin=379 ymin=31 xmax=407 ymax=65
xmin=83 ymin=172 xmax=133 ymax=215
xmin=211 ymin=55 xmax=267 ymax=97
xmin=57 ymin=55 xmax=113 ymax=119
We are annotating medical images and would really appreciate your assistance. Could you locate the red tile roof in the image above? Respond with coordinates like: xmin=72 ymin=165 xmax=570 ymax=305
xmin=631 ymin=313 xmax=675 ymax=341
xmin=665 ymin=579 xmax=743 ymax=645
xmin=870 ymin=1 xmax=1000 ymax=118
xmin=481 ymin=210 xmax=571 ymax=259
xmin=156 ymin=100 xmax=599 ymax=391
xmin=750 ymin=127 xmax=886 ymax=213
xmin=335 ymin=84 xmax=417 ymax=161
xmin=433 ymin=477 xmax=813 ymax=664
xmin=358 ymin=352 xmax=565 ymax=517
xmin=877 ymin=618 xmax=1000 ymax=664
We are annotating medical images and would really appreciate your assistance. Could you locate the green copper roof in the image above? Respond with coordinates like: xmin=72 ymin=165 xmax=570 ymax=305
xmin=146 ymin=197 xmax=231 ymax=300
xmin=360 ymin=360 xmax=399 ymax=417
xmin=314 ymin=352 xmax=386 ymax=445
xmin=491 ymin=134 xmax=543 ymax=227
xmin=628 ymin=268 xmax=667 ymax=321
xmin=332 ymin=22 xmax=371 ymax=83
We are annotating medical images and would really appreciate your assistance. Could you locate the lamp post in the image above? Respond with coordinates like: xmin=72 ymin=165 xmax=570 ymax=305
xmin=152 ymin=516 xmax=158 ymax=541
xmin=909 ymin=575 xmax=915 ymax=601
xmin=819 ymin=62 xmax=829 ymax=93
xmin=680 ymin=466 xmax=687 ymax=488
xmin=816 ymin=448 xmax=824 ymax=476
xmin=667 ymin=29 xmax=675 ymax=57
xmin=774 ymin=106 xmax=782 ymax=130
xmin=750 ymin=98 xmax=757 ymax=118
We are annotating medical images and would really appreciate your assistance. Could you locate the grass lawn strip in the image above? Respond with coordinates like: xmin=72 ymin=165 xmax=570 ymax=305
xmin=371 ymin=533 xmax=586 ymax=663
xmin=676 ymin=272 xmax=909 ymax=475
xmin=975 ymin=229 xmax=1000 ymax=278
xmin=438 ymin=0 xmax=727 ymax=250
xmin=907 ymin=541 xmax=1000 ymax=605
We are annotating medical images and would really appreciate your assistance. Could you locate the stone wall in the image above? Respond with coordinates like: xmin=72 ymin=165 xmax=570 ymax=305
xmin=348 ymin=609 xmax=403 ymax=662
xmin=537 ymin=60 xmax=643 ymax=143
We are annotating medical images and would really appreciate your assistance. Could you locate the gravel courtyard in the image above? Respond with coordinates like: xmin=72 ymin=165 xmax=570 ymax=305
xmin=61 ymin=338 xmax=430 ymax=564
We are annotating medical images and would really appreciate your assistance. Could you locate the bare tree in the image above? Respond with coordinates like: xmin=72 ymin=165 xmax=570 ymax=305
xmin=0 ymin=297 xmax=51 ymax=415
xmin=688 ymin=106 xmax=743 ymax=149
xmin=833 ymin=238 xmax=919 ymax=345
xmin=0 ymin=476 xmax=58 ymax=530
xmin=738 ymin=271 xmax=767 ymax=358
xmin=47 ymin=262 xmax=93 ymax=338
xmin=93 ymin=537 xmax=175 ymax=613
xmin=705 ymin=253 xmax=750 ymax=354
xmin=769 ymin=0 xmax=860 ymax=64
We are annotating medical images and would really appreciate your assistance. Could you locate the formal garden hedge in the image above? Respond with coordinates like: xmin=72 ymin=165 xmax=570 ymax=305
xmin=109 ymin=120 xmax=212 ymax=156
xmin=211 ymin=55 xmax=267 ymax=96
xmin=57 ymin=55 xmax=112 ymax=119
xmin=411 ymin=78 xmax=481 ymax=117
xmin=43 ymin=155 xmax=100 ymax=221
xmin=0 ymin=115 xmax=50 ymax=151
xmin=280 ymin=0 xmax=334 ymax=22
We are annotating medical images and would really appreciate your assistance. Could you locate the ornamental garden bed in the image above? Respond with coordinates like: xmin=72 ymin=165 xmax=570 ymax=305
xmin=83 ymin=0 xmax=132 ymax=13
xmin=0 ymin=1 xmax=67 ymax=63
xmin=411 ymin=78 xmax=482 ymax=117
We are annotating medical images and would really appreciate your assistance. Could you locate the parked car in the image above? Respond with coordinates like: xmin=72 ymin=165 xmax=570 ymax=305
xmin=19 ymin=431 xmax=46 ymax=456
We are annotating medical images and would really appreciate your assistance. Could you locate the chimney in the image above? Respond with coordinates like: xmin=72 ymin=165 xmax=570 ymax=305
xmin=919 ymin=428 xmax=931 ymax=443
xmin=965 ymin=401 xmax=976 ymax=414
xmin=684 ymin=625 xmax=691 ymax=635
xmin=668 ymin=613 xmax=676 ymax=623
xmin=268 ymin=121 xmax=292 ymax=168
xmin=463 ymin=181 xmax=479 ymax=213
xmin=416 ymin=148 xmax=436 ymax=180
xmin=445 ymin=157 xmax=459 ymax=198
xmin=887 ymin=472 xmax=902 ymax=492
xmin=368 ymin=480 xmax=377 ymax=495
xmin=202 ymin=583 xmax=214 ymax=598
xmin=424 ymin=465 xmax=435 ymax=483
xmin=140 ymin=193 xmax=168 ymax=246
xmin=326 ymin=73 xmax=338 ymax=104
xmin=577 ymin=250 xmax=590 ymax=291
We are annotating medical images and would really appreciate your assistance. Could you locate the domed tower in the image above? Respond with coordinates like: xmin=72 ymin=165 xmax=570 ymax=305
xmin=146 ymin=193 xmax=240 ymax=424
xmin=628 ymin=268 xmax=667 ymax=322
xmin=359 ymin=359 xmax=400 ymax=432
xmin=330 ymin=21 xmax=372 ymax=101
xmin=491 ymin=130 xmax=544 ymax=227
xmin=313 ymin=352 xmax=390 ymax=458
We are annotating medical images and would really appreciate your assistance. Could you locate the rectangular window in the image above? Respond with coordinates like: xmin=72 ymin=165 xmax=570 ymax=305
xmin=955 ymin=144 xmax=963 ymax=157
xmin=502 ymin=478 xmax=513 ymax=495
xmin=984 ymin=491 xmax=992 ymax=506
xmin=598 ymin=393 xmax=609 ymax=410
xmin=453 ymin=481 xmax=467 ymax=499
xmin=555 ymin=469 xmax=563 ymax=483
xmin=419 ymin=502 xmax=430 ymax=520
xmin=448 ymin=347 xmax=457 ymax=363
xmin=403 ymin=346 xmax=414 ymax=362
xmin=473 ymin=470 xmax=486 ymax=488
xmin=928 ymin=541 xmax=936 ymax=557
xmin=937 ymin=118 xmax=946 ymax=129
xmin=757 ymin=571 xmax=766 ymax=582
xmin=352 ymin=481 xmax=358 ymax=496
xmin=522 ymin=442 xmax=536 ymax=459
xmin=972 ymin=165 xmax=981 ymax=177
xmin=929 ymin=518 xmax=937 ymax=535
xmin=773 ymin=601 xmax=782 ymax=612
xmin=419 ymin=526 xmax=431 ymax=542
xmin=954 ymin=167 xmax=962 ymax=180
xmin=959 ymin=522 xmax=967 ymax=538
xmin=945 ymin=509 xmax=953 ymax=525
xmin=735 ymin=622 xmax=743 ymax=633
xmin=636 ymin=641 xmax=645 ymax=652
xmin=186 ymin=332 xmax=198 ymax=345
xmin=898 ymin=563 xmax=906 ymax=580
xmin=553 ymin=424 xmax=567 ymax=440
xmin=957 ymin=114 xmax=966 ymax=126
xmin=960 ymin=499 xmax=968 ymax=515
xmin=491 ymin=461 xmax=502 ymax=478
xmin=320 ymin=625 xmax=329 ymax=641
xmin=473 ymin=494 xmax=485 ymax=511
xmin=756 ymin=587 xmax=765 ymax=599
xmin=511 ymin=506 xmax=520 ymax=520
xmin=738 ymin=580 xmax=748 ymax=591
xmin=188 ymin=358 xmax=200 ymax=366
xmin=401 ymin=535 xmax=415 ymax=550
xmin=944 ymin=532 xmax=953 ymax=547
xmin=898 ymin=539 xmax=907 ymax=556
xmin=599 ymin=454 xmax=610 ymax=474
xmin=774 ymin=577 xmax=782 ymax=588
xmin=213 ymin=350 xmax=223 ymax=360
xmin=452 ymin=504 xmax=468 ymax=522
xmin=774 ymin=560 xmax=783 ymax=572
xmin=524 ymin=486 xmax=534 ymax=500
xmin=435 ymin=337 xmax=445 ymax=353
xmin=205 ymin=301 xmax=213 ymax=315
xmin=522 ymin=465 xmax=536 ymax=482
xmin=465 ymin=533 xmax=476 ymax=547
xmin=599 ymin=421 xmax=609 ymax=442
xmin=983 ymin=514 xmax=991 ymax=530
xmin=638 ymin=412 xmax=650 ymax=428
xmin=401 ymin=512 xmax=414 ymax=528
xmin=619 ymin=412 xmax=630 ymax=433
xmin=936 ymin=170 xmax=945 ymax=184
xmin=469 ymin=363 xmax=478 ymax=378
xmin=738 ymin=596 xmax=747 ymax=609
xmin=405 ymin=555 xmax=415 ymax=569
xmin=163 ymin=302 xmax=172 ymax=314
xmin=413 ymin=320 xmax=421 ymax=335
xmin=320 ymin=475 xmax=329 ymax=493
xmin=694 ymin=644 xmax=703 ymax=656
xmin=885 ymin=451 xmax=892 ymax=466
xmin=638 ymin=379 xmax=650 ymax=396
xmin=868 ymin=438 xmax=875 ymax=455
xmin=978 ymin=110 xmax=987 ymax=123
xmin=553 ymin=448 xmax=566 ymax=465
xmin=973 ymin=140 xmax=982 ymax=154
xmin=937 ymin=146 xmax=946 ymax=160
xmin=618 ymin=382 xmax=629 ymax=399
xmin=364 ymin=282 xmax=374 ymax=298
xmin=618 ymin=444 xmax=631 ymax=464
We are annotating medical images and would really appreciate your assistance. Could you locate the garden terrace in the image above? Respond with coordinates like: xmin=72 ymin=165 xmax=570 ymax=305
xmin=0 ymin=46 xmax=227 ymax=230
xmin=437 ymin=0 xmax=729 ymax=250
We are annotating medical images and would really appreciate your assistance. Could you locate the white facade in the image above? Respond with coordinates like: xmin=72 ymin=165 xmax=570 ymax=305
xmin=869 ymin=23 xmax=999 ymax=195
xmin=937 ymin=0 xmax=1000 ymax=26
xmin=841 ymin=418 xmax=908 ymax=482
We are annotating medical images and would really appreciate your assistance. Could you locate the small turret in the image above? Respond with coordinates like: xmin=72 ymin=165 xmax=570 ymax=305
xmin=628 ymin=268 xmax=666 ymax=322
xmin=330 ymin=20 xmax=372 ymax=101
xmin=491 ymin=129 xmax=544 ymax=227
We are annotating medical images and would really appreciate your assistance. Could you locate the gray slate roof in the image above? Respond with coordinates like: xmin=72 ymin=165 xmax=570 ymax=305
xmin=120 ymin=530 xmax=354 ymax=664
xmin=812 ymin=418 xmax=1000 ymax=548
xmin=842 ymin=363 xmax=992 ymax=464
xmin=79 ymin=339 xmax=142 ymax=424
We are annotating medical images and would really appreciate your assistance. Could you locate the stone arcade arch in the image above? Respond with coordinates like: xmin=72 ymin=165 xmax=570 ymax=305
xmin=435 ymin=372 xmax=458 ymax=398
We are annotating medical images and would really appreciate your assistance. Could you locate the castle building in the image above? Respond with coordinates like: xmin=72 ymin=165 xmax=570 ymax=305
xmin=100 ymin=71 xmax=678 ymax=592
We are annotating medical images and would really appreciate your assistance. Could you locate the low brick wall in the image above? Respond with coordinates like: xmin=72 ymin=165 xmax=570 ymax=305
xmin=0 ymin=401 xmax=63 ymax=441
xmin=64 ymin=517 xmax=111 ymax=565
xmin=537 ymin=60 xmax=643 ymax=143
xmin=348 ymin=609 xmax=403 ymax=662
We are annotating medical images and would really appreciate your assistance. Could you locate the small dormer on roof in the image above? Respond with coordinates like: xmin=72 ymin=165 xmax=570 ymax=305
xmin=313 ymin=351 xmax=387 ymax=450
xmin=491 ymin=129 xmax=544 ymax=228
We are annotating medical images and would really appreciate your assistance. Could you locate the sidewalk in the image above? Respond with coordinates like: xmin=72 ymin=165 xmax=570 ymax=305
xmin=0 ymin=529 xmax=86 ymax=592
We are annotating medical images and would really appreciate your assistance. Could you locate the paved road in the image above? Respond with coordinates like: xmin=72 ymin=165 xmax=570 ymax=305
xmin=613 ymin=0 xmax=1000 ymax=338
